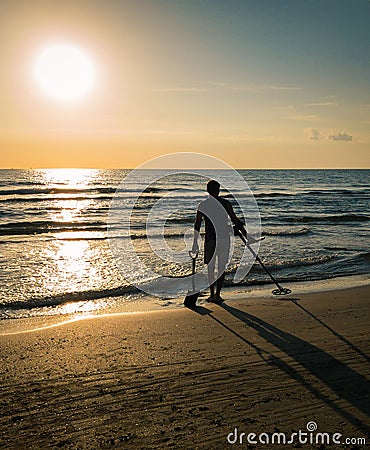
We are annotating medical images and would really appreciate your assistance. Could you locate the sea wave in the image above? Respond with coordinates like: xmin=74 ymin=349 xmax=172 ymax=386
xmin=0 ymin=285 xmax=140 ymax=313
xmin=227 ymin=188 xmax=370 ymax=200
xmin=0 ymin=187 xmax=116 ymax=196
xmin=0 ymin=224 xmax=194 ymax=240
xmin=0 ymin=253 xmax=368 ymax=317
xmin=323 ymin=246 xmax=357 ymax=252
xmin=263 ymin=227 xmax=310 ymax=237
xmin=0 ymin=195 xmax=114 ymax=203
xmin=356 ymin=251 xmax=370 ymax=262
xmin=0 ymin=220 xmax=107 ymax=236
xmin=304 ymin=188 xmax=370 ymax=196
xmin=225 ymin=192 xmax=293 ymax=199
xmin=252 ymin=254 xmax=337 ymax=271
xmin=284 ymin=214 xmax=369 ymax=223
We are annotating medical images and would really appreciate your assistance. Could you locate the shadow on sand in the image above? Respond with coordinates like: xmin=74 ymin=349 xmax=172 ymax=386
xmin=201 ymin=301 xmax=370 ymax=436
xmin=290 ymin=298 xmax=370 ymax=364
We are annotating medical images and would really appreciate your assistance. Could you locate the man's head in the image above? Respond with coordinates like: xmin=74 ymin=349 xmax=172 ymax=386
xmin=207 ymin=179 xmax=220 ymax=197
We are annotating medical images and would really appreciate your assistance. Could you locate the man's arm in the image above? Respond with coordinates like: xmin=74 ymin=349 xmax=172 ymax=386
xmin=194 ymin=210 xmax=202 ymax=232
xmin=225 ymin=201 xmax=258 ymax=243
xmin=225 ymin=202 xmax=246 ymax=235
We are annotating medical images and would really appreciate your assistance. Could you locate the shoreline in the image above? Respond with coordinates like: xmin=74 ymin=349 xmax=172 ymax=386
xmin=1 ymin=283 xmax=369 ymax=337
xmin=1 ymin=284 xmax=369 ymax=448
xmin=1 ymin=273 xmax=369 ymax=329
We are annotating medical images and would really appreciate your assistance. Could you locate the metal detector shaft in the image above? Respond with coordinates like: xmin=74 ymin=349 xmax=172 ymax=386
xmin=191 ymin=256 xmax=196 ymax=290
xmin=236 ymin=229 xmax=291 ymax=295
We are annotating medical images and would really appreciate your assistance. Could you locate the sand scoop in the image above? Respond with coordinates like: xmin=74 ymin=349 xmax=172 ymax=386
xmin=184 ymin=251 xmax=200 ymax=308
xmin=234 ymin=227 xmax=292 ymax=296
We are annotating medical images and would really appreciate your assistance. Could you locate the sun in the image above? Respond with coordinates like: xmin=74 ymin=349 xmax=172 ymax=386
xmin=34 ymin=44 xmax=95 ymax=101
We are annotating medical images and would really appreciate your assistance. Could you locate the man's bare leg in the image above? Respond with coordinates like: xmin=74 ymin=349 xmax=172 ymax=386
xmin=207 ymin=260 xmax=216 ymax=300
xmin=215 ymin=272 xmax=225 ymax=301
xmin=214 ymin=254 xmax=228 ymax=302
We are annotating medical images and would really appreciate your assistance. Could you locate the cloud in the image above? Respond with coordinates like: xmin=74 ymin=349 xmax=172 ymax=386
xmin=222 ymin=133 xmax=301 ymax=144
xmin=303 ymin=129 xmax=354 ymax=142
xmin=152 ymin=87 xmax=209 ymax=93
xmin=304 ymin=128 xmax=320 ymax=140
xmin=208 ymin=82 xmax=302 ymax=92
xmin=154 ymin=82 xmax=302 ymax=93
xmin=305 ymin=102 xmax=338 ymax=107
xmin=288 ymin=114 xmax=320 ymax=121
xmin=327 ymin=132 xmax=353 ymax=142
xmin=272 ymin=104 xmax=295 ymax=111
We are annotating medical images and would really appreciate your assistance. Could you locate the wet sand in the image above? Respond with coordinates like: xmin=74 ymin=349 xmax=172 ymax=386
xmin=1 ymin=286 xmax=369 ymax=449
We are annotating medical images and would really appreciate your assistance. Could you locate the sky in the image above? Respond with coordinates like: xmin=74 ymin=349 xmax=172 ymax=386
xmin=1 ymin=0 xmax=369 ymax=168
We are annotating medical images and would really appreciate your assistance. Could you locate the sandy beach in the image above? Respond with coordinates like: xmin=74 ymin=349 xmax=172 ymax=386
xmin=1 ymin=0 xmax=369 ymax=447
xmin=1 ymin=285 xmax=369 ymax=449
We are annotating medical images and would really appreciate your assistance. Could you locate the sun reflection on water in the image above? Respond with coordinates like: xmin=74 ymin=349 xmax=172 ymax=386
xmin=42 ymin=239 xmax=97 ymax=293
xmin=42 ymin=168 xmax=99 ymax=188
xmin=54 ymin=199 xmax=91 ymax=223
xmin=39 ymin=169 xmax=102 ymax=301
xmin=41 ymin=168 xmax=98 ymax=223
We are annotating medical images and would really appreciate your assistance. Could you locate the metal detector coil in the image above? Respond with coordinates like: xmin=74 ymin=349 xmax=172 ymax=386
xmin=272 ymin=287 xmax=292 ymax=296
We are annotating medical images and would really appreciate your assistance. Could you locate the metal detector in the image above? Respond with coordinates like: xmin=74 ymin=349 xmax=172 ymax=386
xmin=234 ymin=227 xmax=292 ymax=296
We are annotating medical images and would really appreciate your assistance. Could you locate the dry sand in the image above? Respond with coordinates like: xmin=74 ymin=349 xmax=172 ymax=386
xmin=1 ymin=286 xmax=369 ymax=449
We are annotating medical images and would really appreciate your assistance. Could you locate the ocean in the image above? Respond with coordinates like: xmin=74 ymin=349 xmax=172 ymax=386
xmin=0 ymin=169 xmax=369 ymax=319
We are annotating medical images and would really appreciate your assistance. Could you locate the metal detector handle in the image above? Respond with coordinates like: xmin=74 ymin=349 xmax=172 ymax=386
xmin=189 ymin=250 xmax=198 ymax=261
xmin=189 ymin=251 xmax=198 ymax=291
xmin=236 ymin=229 xmax=264 ymax=248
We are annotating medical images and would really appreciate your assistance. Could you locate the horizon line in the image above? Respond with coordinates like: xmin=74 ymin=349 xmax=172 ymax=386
xmin=0 ymin=167 xmax=369 ymax=171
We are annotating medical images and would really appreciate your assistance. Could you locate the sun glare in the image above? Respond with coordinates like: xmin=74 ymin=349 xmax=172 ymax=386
xmin=42 ymin=168 xmax=97 ymax=186
xmin=34 ymin=44 xmax=95 ymax=101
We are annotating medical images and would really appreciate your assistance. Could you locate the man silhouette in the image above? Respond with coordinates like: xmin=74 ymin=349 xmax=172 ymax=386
xmin=192 ymin=180 xmax=255 ymax=303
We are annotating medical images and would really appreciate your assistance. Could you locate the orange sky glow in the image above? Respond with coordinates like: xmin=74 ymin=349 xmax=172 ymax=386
xmin=1 ymin=0 xmax=369 ymax=169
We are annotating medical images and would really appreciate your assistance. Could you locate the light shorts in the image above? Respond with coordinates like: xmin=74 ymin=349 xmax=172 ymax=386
xmin=204 ymin=238 xmax=230 ymax=266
